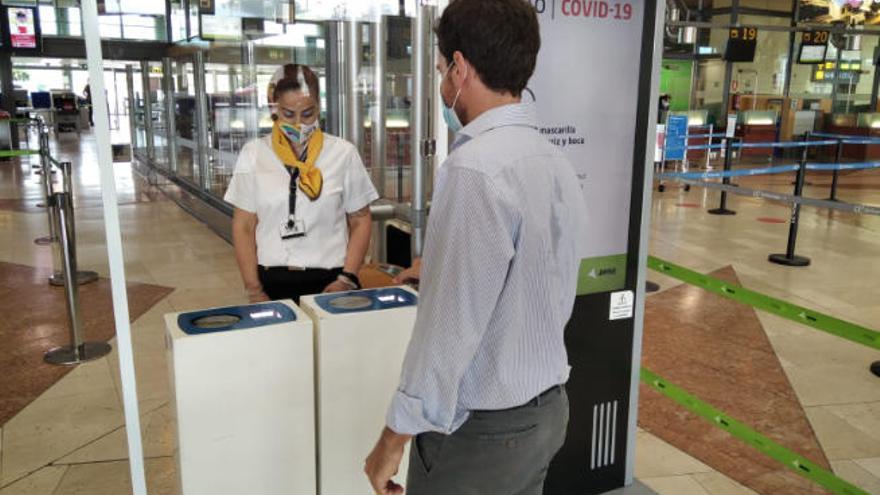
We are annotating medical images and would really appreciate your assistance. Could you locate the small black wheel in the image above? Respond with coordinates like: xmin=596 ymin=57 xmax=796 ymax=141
xmin=658 ymin=184 xmax=666 ymax=192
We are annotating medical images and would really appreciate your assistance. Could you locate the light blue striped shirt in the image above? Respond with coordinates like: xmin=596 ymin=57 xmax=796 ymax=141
xmin=386 ymin=102 xmax=587 ymax=436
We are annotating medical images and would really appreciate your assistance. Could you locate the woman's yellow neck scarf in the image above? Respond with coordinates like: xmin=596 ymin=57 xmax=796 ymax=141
xmin=272 ymin=120 xmax=324 ymax=200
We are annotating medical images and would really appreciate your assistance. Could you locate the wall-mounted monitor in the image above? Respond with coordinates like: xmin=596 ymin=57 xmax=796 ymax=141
xmin=3 ymin=6 xmax=41 ymax=52
xmin=798 ymin=44 xmax=827 ymax=65
xmin=723 ymin=27 xmax=758 ymax=62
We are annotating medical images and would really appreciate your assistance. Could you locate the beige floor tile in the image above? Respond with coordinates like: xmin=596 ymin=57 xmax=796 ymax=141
xmin=857 ymin=458 xmax=880 ymax=479
xmin=50 ymin=457 xmax=176 ymax=495
xmin=0 ymin=386 xmax=123 ymax=484
xmin=831 ymin=460 xmax=880 ymax=495
xmin=39 ymin=357 xmax=116 ymax=402
xmin=0 ymin=466 xmax=67 ymax=495
xmin=805 ymin=403 xmax=880 ymax=460
xmin=55 ymin=404 xmax=174 ymax=465
xmin=634 ymin=431 xmax=712 ymax=479
xmin=691 ymin=472 xmax=758 ymax=495
xmin=165 ymin=287 xmax=247 ymax=314
xmin=753 ymin=312 xmax=880 ymax=407
xmin=642 ymin=474 xmax=711 ymax=495
xmin=106 ymin=348 xmax=170 ymax=409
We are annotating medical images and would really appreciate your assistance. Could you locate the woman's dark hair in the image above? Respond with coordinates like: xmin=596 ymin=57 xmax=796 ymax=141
xmin=273 ymin=64 xmax=321 ymax=106
xmin=435 ymin=0 xmax=540 ymax=97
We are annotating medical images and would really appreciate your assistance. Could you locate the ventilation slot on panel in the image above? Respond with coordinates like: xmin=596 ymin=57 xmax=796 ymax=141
xmin=590 ymin=400 xmax=619 ymax=470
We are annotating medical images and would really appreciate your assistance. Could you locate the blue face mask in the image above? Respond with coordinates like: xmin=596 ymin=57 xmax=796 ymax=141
xmin=442 ymin=62 xmax=465 ymax=133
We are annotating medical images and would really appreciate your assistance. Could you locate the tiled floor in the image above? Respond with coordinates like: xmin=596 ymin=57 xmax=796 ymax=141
xmin=0 ymin=262 xmax=173 ymax=426
xmin=0 ymin=130 xmax=878 ymax=494
xmin=641 ymin=266 xmax=830 ymax=494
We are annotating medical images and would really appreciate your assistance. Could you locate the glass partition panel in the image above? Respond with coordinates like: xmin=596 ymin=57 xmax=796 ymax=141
xmin=169 ymin=0 xmax=187 ymax=41
xmin=148 ymin=2 xmax=424 ymax=208
xmin=204 ymin=54 xmax=245 ymax=198
xmin=172 ymin=58 xmax=200 ymax=185
xmin=130 ymin=66 xmax=147 ymax=159
xmin=39 ymin=6 xmax=82 ymax=36
xmin=147 ymin=62 xmax=169 ymax=166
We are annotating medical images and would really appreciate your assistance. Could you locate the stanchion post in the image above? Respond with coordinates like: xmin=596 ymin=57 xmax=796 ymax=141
xmin=708 ymin=137 xmax=737 ymax=215
xmin=44 ymin=192 xmax=112 ymax=366
xmin=828 ymin=138 xmax=842 ymax=202
xmin=49 ymin=162 xmax=99 ymax=287
xmin=34 ymin=123 xmax=58 ymax=247
xmin=769 ymin=143 xmax=811 ymax=267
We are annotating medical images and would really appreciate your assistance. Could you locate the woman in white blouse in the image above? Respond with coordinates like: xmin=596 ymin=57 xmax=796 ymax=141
xmin=225 ymin=64 xmax=378 ymax=303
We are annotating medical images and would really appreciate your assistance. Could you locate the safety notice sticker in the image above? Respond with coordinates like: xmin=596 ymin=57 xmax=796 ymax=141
xmin=609 ymin=290 xmax=634 ymax=320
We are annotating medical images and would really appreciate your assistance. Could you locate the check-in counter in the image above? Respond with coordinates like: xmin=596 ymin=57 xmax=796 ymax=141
xmin=737 ymin=110 xmax=778 ymax=157
xmin=822 ymin=113 xmax=880 ymax=160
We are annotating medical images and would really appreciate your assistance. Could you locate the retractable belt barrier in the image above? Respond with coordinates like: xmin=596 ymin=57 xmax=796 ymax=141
xmin=685 ymin=143 xmax=727 ymax=151
xmin=686 ymin=138 xmax=842 ymax=153
xmin=641 ymin=368 xmax=870 ymax=495
xmin=734 ymin=139 xmax=839 ymax=149
xmin=810 ymin=132 xmax=880 ymax=145
xmin=643 ymin=256 xmax=879 ymax=493
xmin=660 ymin=175 xmax=880 ymax=216
xmin=660 ymin=164 xmax=800 ymax=180
xmin=690 ymin=132 xmax=728 ymax=139
xmin=806 ymin=161 xmax=880 ymax=172
xmin=0 ymin=149 xmax=40 ymax=158
xmin=647 ymin=256 xmax=880 ymax=350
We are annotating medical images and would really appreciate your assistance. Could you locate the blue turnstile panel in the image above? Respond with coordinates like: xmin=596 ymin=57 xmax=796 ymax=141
xmin=178 ymin=302 xmax=297 ymax=336
xmin=314 ymin=288 xmax=418 ymax=315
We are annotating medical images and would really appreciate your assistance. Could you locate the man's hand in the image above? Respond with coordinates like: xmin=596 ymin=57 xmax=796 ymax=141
xmin=393 ymin=257 xmax=422 ymax=285
xmin=365 ymin=427 xmax=412 ymax=494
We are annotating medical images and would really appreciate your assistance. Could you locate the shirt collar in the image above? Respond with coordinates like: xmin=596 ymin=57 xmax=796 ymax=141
xmin=452 ymin=102 xmax=538 ymax=150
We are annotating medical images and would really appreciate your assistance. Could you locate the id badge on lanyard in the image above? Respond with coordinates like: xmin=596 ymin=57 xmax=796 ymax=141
xmin=281 ymin=167 xmax=307 ymax=240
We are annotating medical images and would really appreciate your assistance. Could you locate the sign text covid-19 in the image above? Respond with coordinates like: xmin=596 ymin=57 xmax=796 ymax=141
xmin=530 ymin=0 xmax=635 ymax=21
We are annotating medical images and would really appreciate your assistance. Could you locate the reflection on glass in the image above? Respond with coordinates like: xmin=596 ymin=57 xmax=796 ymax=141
xmin=148 ymin=63 xmax=169 ymax=167
xmin=137 ymin=12 xmax=420 ymax=209
xmin=173 ymin=60 xmax=199 ymax=185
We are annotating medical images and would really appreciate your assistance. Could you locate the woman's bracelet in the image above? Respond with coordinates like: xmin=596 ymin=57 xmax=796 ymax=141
xmin=338 ymin=271 xmax=361 ymax=290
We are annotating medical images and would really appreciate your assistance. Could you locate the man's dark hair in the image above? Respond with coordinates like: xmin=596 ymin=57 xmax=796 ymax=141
xmin=435 ymin=0 xmax=540 ymax=97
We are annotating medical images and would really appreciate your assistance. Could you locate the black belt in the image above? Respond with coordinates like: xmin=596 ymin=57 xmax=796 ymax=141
xmin=474 ymin=385 xmax=565 ymax=414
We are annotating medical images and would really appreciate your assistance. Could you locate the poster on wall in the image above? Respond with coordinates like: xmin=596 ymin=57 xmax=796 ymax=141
xmin=529 ymin=0 xmax=645 ymax=295
xmin=6 ymin=6 xmax=38 ymax=50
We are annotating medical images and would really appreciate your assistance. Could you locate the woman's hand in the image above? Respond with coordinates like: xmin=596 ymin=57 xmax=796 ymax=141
xmin=246 ymin=286 xmax=270 ymax=303
xmin=323 ymin=280 xmax=351 ymax=293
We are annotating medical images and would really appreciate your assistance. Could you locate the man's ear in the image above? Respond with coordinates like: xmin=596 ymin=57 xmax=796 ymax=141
xmin=452 ymin=51 xmax=468 ymax=82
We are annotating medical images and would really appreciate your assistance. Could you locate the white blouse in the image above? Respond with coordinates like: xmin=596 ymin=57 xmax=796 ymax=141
xmin=224 ymin=134 xmax=379 ymax=269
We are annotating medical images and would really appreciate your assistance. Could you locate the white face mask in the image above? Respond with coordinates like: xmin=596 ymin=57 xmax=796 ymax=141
xmin=442 ymin=61 xmax=466 ymax=133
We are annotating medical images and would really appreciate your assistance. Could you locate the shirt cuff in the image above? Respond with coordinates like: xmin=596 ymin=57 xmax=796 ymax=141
xmin=223 ymin=191 xmax=256 ymax=213
xmin=385 ymin=390 xmax=443 ymax=436
xmin=345 ymin=190 xmax=380 ymax=214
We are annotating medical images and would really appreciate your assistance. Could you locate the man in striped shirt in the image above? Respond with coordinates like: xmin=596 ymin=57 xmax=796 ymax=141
xmin=365 ymin=1 xmax=587 ymax=493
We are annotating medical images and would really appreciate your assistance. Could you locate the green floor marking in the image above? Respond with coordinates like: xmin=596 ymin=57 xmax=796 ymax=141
xmin=647 ymin=256 xmax=880 ymax=351
xmin=641 ymin=368 xmax=870 ymax=495
xmin=0 ymin=149 xmax=40 ymax=158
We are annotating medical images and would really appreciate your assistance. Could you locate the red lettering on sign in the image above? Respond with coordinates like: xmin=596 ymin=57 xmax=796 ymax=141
xmin=561 ymin=0 xmax=632 ymax=20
